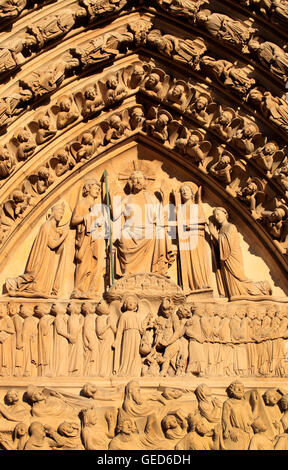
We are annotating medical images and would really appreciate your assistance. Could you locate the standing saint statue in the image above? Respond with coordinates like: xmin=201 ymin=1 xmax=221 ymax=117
xmin=71 ymin=179 xmax=106 ymax=298
xmin=176 ymin=182 xmax=212 ymax=292
xmin=209 ymin=207 xmax=272 ymax=298
xmin=5 ymin=203 xmax=69 ymax=297
xmin=113 ymin=169 xmax=172 ymax=277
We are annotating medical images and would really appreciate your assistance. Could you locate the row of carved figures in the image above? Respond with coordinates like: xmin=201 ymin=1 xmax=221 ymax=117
xmin=1 ymin=0 xmax=288 ymax=88
xmin=1 ymin=15 xmax=288 ymax=137
xmin=0 ymin=300 xmax=287 ymax=378
xmin=0 ymin=380 xmax=288 ymax=450
xmin=0 ymin=104 xmax=287 ymax=253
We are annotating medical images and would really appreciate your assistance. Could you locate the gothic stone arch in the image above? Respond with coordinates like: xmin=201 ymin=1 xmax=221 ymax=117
xmin=0 ymin=0 xmax=288 ymax=451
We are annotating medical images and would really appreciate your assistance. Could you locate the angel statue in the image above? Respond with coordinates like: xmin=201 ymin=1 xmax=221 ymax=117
xmin=71 ymin=179 xmax=107 ymax=299
xmin=174 ymin=182 xmax=212 ymax=292
xmin=175 ymin=128 xmax=211 ymax=169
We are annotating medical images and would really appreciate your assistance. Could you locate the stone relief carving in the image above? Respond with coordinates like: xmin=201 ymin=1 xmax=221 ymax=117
xmin=0 ymin=295 xmax=287 ymax=378
xmin=0 ymin=379 xmax=286 ymax=449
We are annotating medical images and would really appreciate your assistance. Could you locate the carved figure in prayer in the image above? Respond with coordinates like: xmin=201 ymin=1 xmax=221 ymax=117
xmin=209 ymin=207 xmax=272 ymax=297
xmin=5 ymin=203 xmax=68 ymax=297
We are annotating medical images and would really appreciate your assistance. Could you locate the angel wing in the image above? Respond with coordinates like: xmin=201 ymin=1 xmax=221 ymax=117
xmin=199 ymin=140 xmax=212 ymax=156
xmin=272 ymin=149 xmax=286 ymax=173
xmin=157 ymin=73 xmax=171 ymax=100
xmin=252 ymin=133 xmax=266 ymax=151
xmin=167 ymin=119 xmax=182 ymax=146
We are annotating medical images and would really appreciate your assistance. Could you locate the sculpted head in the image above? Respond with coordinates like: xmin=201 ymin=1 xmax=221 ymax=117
xmin=249 ymin=88 xmax=263 ymax=103
xmin=55 ymin=148 xmax=69 ymax=164
xmin=82 ymin=132 xmax=94 ymax=145
xmin=247 ymin=306 xmax=257 ymax=319
xmin=5 ymin=389 xmax=20 ymax=405
xmin=117 ymin=417 xmax=134 ymax=436
xmin=213 ymin=207 xmax=228 ymax=225
xmin=51 ymin=203 xmax=65 ymax=223
xmin=226 ymin=381 xmax=245 ymax=400
xmin=130 ymin=106 xmax=144 ymax=125
xmin=270 ymin=207 xmax=286 ymax=222
xmin=263 ymin=389 xmax=281 ymax=406
xmin=13 ymin=422 xmax=28 ymax=440
xmin=34 ymin=303 xmax=51 ymax=318
xmin=160 ymin=297 xmax=175 ymax=318
xmin=19 ymin=304 xmax=34 ymax=319
xmin=280 ymin=394 xmax=288 ymax=413
xmin=28 ymin=422 xmax=46 ymax=439
xmin=26 ymin=387 xmax=45 ymax=404
xmin=7 ymin=302 xmax=19 ymax=317
xmin=252 ymin=417 xmax=267 ymax=434
xmin=248 ymin=38 xmax=261 ymax=51
xmin=17 ymin=129 xmax=30 ymax=143
xmin=195 ymin=418 xmax=213 ymax=437
xmin=219 ymin=111 xmax=233 ymax=126
xmin=162 ymin=388 xmax=183 ymax=400
xmin=180 ymin=183 xmax=195 ymax=203
xmin=124 ymin=381 xmax=142 ymax=404
xmin=129 ymin=170 xmax=146 ymax=192
xmin=146 ymin=72 xmax=160 ymax=89
xmin=82 ymin=383 xmax=97 ymax=399
xmin=196 ymin=10 xmax=210 ymax=23
xmin=122 ymin=295 xmax=138 ymax=312
xmin=58 ymin=421 xmax=80 ymax=437
xmin=82 ymin=179 xmax=101 ymax=198
xmin=162 ymin=414 xmax=179 ymax=434
xmin=132 ymin=64 xmax=146 ymax=81
xmin=67 ymin=302 xmax=82 ymax=315
xmin=187 ymin=413 xmax=202 ymax=432
xmin=12 ymin=190 xmax=25 ymax=204
xmin=109 ymin=115 xmax=122 ymax=129
xmin=59 ymin=96 xmax=72 ymax=112
xmin=106 ymin=77 xmax=118 ymax=90
xmin=177 ymin=304 xmax=191 ymax=320
xmin=171 ymin=84 xmax=185 ymax=99
xmin=38 ymin=115 xmax=50 ymax=130
xmin=84 ymin=86 xmax=96 ymax=100
xmin=0 ymin=303 xmax=7 ymax=318
xmin=51 ymin=303 xmax=67 ymax=316
xmin=96 ymin=300 xmax=110 ymax=316
xmin=81 ymin=302 xmax=95 ymax=316
xmin=264 ymin=142 xmax=277 ymax=155
xmin=195 ymin=95 xmax=209 ymax=111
